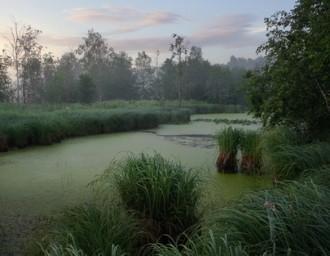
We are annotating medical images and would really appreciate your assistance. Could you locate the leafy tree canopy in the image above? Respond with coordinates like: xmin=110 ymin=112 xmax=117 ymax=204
xmin=246 ymin=0 xmax=330 ymax=135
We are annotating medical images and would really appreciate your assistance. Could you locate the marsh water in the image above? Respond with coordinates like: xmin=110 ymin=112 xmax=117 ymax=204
xmin=0 ymin=113 xmax=269 ymax=217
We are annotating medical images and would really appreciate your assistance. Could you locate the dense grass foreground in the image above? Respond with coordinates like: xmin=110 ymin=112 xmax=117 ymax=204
xmin=40 ymin=154 xmax=201 ymax=256
xmin=40 ymin=153 xmax=330 ymax=256
xmin=154 ymin=173 xmax=330 ymax=255
xmin=0 ymin=105 xmax=190 ymax=152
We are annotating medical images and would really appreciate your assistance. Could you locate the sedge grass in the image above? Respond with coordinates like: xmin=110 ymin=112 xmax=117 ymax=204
xmin=261 ymin=142 xmax=330 ymax=179
xmin=153 ymin=177 xmax=330 ymax=255
xmin=0 ymin=106 xmax=190 ymax=151
xmin=240 ymin=130 xmax=262 ymax=175
xmin=216 ymin=127 xmax=241 ymax=172
xmin=41 ymin=203 xmax=140 ymax=256
xmin=112 ymin=153 xmax=202 ymax=245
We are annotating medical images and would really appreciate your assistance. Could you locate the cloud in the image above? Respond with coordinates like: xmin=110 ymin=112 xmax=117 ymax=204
xmin=189 ymin=14 xmax=266 ymax=48
xmin=25 ymin=13 xmax=265 ymax=62
xmin=67 ymin=7 xmax=182 ymax=34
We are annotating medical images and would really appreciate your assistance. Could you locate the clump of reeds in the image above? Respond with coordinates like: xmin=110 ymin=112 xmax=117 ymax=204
xmin=240 ymin=130 xmax=262 ymax=175
xmin=113 ymin=153 xmax=201 ymax=245
xmin=216 ymin=127 xmax=241 ymax=173
xmin=41 ymin=153 xmax=202 ymax=255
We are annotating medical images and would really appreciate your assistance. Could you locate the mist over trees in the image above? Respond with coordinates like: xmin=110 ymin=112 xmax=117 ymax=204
xmin=0 ymin=26 xmax=264 ymax=105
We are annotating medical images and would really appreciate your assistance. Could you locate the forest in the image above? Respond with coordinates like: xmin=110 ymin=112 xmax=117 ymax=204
xmin=0 ymin=27 xmax=263 ymax=105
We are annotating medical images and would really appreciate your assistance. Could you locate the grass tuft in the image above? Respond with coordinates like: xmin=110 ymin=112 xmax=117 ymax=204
xmin=216 ymin=127 xmax=241 ymax=173
xmin=240 ymin=130 xmax=262 ymax=175
xmin=112 ymin=153 xmax=202 ymax=244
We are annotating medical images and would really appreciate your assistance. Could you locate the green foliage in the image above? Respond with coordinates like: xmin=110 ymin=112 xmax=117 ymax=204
xmin=41 ymin=154 xmax=202 ymax=255
xmin=152 ymin=232 xmax=248 ymax=256
xmin=42 ymin=204 xmax=138 ymax=256
xmin=0 ymin=103 xmax=190 ymax=151
xmin=0 ymin=53 xmax=11 ymax=102
xmin=264 ymin=142 xmax=330 ymax=179
xmin=240 ymin=130 xmax=262 ymax=175
xmin=210 ymin=180 xmax=330 ymax=255
xmin=112 ymin=153 xmax=201 ymax=244
xmin=154 ymin=178 xmax=330 ymax=256
xmin=78 ymin=74 xmax=96 ymax=103
xmin=217 ymin=127 xmax=241 ymax=155
xmin=246 ymin=0 xmax=330 ymax=135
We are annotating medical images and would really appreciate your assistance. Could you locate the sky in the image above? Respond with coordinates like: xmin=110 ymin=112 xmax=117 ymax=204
xmin=0 ymin=0 xmax=296 ymax=64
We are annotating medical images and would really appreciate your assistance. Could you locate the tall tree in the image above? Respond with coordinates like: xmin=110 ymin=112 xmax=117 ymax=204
xmin=5 ymin=23 xmax=43 ymax=103
xmin=134 ymin=51 xmax=154 ymax=99
xmin=53 ymin=52 xmax=81 ymax=102
xmin=170 ymin=34 xmax=188 ymax=106
xmin=246 ymin=0 xmax=330 ymax=135
xmin=184 ymin=46 xmax=210 ymax=100
xmin=159 ymin=59 xmax=177 ymax=100
xmin=0 ymin=51 xmax=11 ymax=102
xmin=5 ymin=22 xmax=26 ymax=102
xmin=107 ymin=52 xmax=136 ymax=100
xmin=78 ymin=74 xmax=96 ymax=103
xmin=76 ymin=30 xmax=113 ymax=100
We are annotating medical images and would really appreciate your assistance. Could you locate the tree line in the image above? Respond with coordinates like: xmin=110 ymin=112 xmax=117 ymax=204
xmin=0 ymin=24 xmax=263 ymax=104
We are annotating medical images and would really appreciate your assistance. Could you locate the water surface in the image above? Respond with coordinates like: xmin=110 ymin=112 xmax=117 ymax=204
xmin=0 ymin=113 xmax=268 ymax=216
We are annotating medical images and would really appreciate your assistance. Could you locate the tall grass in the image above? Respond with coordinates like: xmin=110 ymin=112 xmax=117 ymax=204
xmin=41 ymin=153 xmax=202 ymax=255
xmin=41 ymin=204 xmax=140 ymax=256
xmin=153 ymin=178 xmax=330 ymax=255
xmin=264 ymin=142 xmax=330 ymax=179
xmin=240 ymin=131 xmax=262 ymax=175
xmin=112 ymin=153 xmax=201 ymax=245
xmin=216 ymin=127 xmax=241 ymax=173
xmin=0 ymin=106 xmax=190 ymax=151
xmin=212 ymin=179 xmax=330 ymax=255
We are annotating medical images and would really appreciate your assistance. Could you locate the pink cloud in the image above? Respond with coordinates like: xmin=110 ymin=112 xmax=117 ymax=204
xmin=27 ymin=14 xmax=265 ymax=58
xmin=189 ymin=14 xmax=265 ymax=48
xmin=67 ymin=7 xmax=182 ymax=34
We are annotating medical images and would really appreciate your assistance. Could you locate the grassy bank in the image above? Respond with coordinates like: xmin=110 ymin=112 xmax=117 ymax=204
xmin=0 ymin=106 xmax=190 ymax=152
xmin=39 ymin=154 xmax=201 ymax=255
xmin=0 ymin=101 xmax=245 ymax=152
xmin=37 ymin=152 xmax=330 ymax=256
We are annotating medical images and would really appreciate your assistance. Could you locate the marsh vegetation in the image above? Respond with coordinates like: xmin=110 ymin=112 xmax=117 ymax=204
xmin=1 ymin=0 xmax=330 ymax=255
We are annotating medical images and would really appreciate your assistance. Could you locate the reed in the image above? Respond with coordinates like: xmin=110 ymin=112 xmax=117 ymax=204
xmin=216 ymin=127 xmax=241 ymax=173
xmin=112 ymin=153 xmax=202 ymax=245
xmin=0 ymin=106 xmax=190 ymax=152
xmin=240 ymin=130 xmax=262 ymax=175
